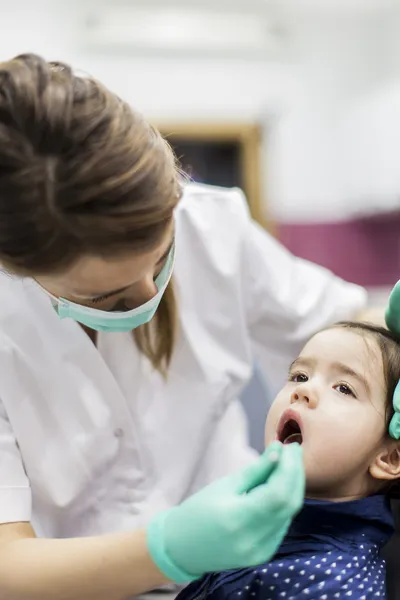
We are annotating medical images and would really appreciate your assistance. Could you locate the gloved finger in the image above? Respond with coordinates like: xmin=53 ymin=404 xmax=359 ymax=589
xmin=232 ymin=441 xmax=283 ymax=495
xmin=246 ymin=443 xmax=305 ymax=515
xmin=254 ymin=518 xmax=292 ymax=562
xmin=386 ymin=280 xmax=400 ymax=333
xmin=241 ymin=516 xmax=293 ymax=568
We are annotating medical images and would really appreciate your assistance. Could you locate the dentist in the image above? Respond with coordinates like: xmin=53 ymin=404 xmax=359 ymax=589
xmin=0 ymin=53 xmax=369 ymax=599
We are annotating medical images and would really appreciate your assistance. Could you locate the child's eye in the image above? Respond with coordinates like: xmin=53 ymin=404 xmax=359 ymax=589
xmin=334 ymin=383 xmax=356 ymax=397
xmin=289 ymin=372 xmax=308 ymax=383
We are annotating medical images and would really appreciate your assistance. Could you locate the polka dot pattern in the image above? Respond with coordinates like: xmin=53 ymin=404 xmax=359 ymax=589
xmin=179 ymin=547 xmax=386 ymax=600
xmin=228 ymin=547 xmax=385 ymax=599
xmin=176 ymin=495 xmax=394 ymax=600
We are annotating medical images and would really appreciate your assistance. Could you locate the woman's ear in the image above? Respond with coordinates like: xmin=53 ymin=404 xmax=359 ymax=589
xmin=370 ymin=443 xmax=400 ymax=482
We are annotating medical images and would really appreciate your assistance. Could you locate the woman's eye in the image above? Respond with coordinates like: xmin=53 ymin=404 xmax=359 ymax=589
xmin=335 ymin=383 xmax=355 ymax=397
xmin=90 ymin=295 xmax=109 ymax=305
xmin=289 ymin=372 xmax=308 ymax=383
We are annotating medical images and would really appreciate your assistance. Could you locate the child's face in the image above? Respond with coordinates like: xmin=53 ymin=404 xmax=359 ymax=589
xmin=265 ymin=327 xmax=398 ymax=500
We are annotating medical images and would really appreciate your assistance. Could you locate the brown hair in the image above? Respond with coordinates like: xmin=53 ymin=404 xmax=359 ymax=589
xmin=0 ymin=53 xmax=182 ymax=371
xmin=331 ymin=321 xmax=400 ymax=498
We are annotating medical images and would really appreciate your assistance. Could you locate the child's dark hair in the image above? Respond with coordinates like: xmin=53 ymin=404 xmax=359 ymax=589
xmin=329 ymin=321 xmax=400 ymax=498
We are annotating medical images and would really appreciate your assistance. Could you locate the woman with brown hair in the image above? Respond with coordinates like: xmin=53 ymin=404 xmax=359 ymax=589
xmin=0 ymin=53 xmax=367 ymax=599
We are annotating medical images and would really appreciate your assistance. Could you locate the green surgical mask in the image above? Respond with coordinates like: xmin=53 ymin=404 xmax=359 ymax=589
xmin=39 ymin=246 xmax=175 ymax=332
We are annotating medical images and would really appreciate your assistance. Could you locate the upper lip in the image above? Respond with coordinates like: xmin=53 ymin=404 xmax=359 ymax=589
xmin=276 ymin=408 xmax=303 ymax=442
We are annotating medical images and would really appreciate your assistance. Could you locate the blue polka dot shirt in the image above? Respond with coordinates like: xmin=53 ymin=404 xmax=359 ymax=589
xmin=177 ymin=495 xmax=394 ymax=600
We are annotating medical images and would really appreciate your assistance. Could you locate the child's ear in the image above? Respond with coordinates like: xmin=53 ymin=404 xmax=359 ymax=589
xmin=370 ymin=443 xmax=400 ymax=482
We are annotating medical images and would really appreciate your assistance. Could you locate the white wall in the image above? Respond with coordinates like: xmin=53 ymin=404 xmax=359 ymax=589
xmin=0 ymin=1 xmax=78 ymax=62
xmin=81 ymin=55 xmax=291 ymax=122
xmin=267 ymin=9 xmax=400 ymax=221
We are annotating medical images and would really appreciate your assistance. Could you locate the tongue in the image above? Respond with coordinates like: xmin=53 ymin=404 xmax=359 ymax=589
xmin=283 ymin=433 xmax=303 ymax=445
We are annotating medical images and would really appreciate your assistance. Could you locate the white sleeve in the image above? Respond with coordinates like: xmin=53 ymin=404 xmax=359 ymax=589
xmin=238 ymin=192 xmax=368 ymax=390
xmin=0 ymin=398 xmax=31 ymax=523
xmin=187 ymin=400 xmax=258 ymax=494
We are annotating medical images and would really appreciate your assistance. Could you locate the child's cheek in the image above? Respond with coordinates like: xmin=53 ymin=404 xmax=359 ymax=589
xmin=264 ymin=406 xmax=281 ymax=446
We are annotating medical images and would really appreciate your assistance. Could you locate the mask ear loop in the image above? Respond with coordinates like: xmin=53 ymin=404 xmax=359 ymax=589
xmin=389 ymin=381 xmax=400 ymax=440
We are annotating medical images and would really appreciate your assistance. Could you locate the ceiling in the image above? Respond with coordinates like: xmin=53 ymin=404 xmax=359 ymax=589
xmin=80 ymin=0 xmax=400 ymax=58
xmin=98 ymin=0 xmax=400 ymax=13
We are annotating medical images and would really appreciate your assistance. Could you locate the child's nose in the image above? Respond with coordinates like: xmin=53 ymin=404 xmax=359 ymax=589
xmin=290 ymin=386 xmax=317 ymax=408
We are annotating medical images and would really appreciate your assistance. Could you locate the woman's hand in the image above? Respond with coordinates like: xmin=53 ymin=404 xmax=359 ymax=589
xmin=147 ymin=442 xmax=304 ymax=582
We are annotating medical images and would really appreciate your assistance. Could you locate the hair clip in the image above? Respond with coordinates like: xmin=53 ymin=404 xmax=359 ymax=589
xmin=389 ymin=380 xmax=400 ymax=440
xmin=385 ymin=280 xmax=400 ymax=335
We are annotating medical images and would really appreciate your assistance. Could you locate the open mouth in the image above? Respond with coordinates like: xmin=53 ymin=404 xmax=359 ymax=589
xmin=277 ymin=410 xmax=303 ymax=445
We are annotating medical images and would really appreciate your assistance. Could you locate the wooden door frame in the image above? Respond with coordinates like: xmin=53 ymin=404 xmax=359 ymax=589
xmin=153 ymin=121 xmax=268 ymax=229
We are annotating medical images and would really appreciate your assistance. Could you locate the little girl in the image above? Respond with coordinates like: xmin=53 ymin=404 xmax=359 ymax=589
xmin=176 ymin=322 xmax=400 ymax=600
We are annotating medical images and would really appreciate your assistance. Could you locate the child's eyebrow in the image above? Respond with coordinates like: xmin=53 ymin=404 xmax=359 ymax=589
xmin=289 ymin=357 xmax=316 ymax=372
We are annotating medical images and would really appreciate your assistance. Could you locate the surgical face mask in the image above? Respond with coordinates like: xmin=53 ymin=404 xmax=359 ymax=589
xmin=38 ymin=246 xmax=175 ymax=333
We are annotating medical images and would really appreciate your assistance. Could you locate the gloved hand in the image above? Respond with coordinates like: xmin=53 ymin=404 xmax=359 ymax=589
xmin=386 ymin=280 xmax=400 ymax=334
xmin=147 ymin=442 xmax=304 ymax=583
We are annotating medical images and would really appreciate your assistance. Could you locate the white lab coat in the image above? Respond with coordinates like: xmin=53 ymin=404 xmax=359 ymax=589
xmin=0 ymin=183 xmax=367 ymax=538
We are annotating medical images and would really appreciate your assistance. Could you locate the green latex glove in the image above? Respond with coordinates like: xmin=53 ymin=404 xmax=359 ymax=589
xmin=147 ymin=442 xmax=304 ymax=583
xmin=386 ymin=280 xmax=400 ymax=334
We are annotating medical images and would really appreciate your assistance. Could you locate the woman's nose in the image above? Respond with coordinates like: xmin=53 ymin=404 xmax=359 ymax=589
xmin=124 ymin=276 xmax=157 ymax=309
